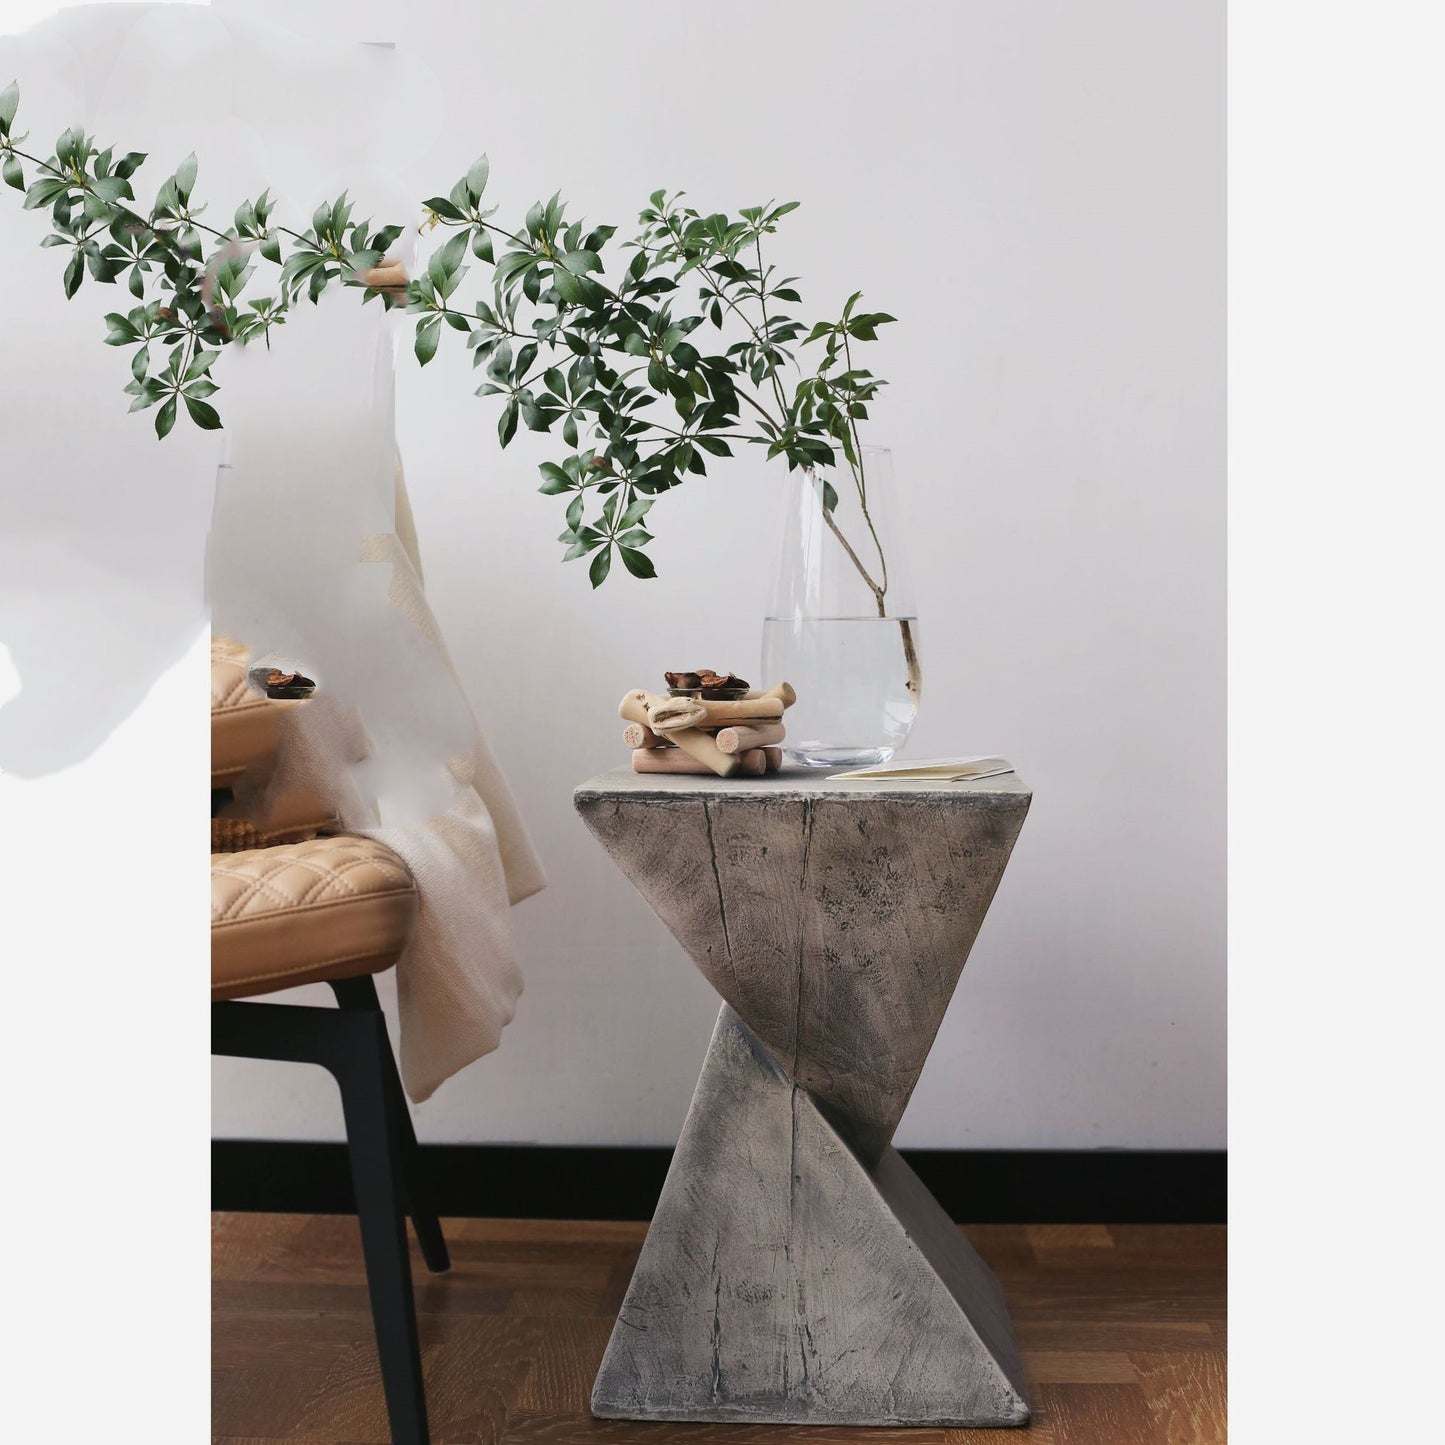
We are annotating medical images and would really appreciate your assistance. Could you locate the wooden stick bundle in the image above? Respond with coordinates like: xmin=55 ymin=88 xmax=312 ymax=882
xmin=618 ymin=683 xmax=795 ymax=778
xmin=619 ymin=691 xmax=747 ymax=776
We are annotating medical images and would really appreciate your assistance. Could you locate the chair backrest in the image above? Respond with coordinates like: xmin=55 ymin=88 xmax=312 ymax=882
xmin=211 ymin=636 xmax=334 ymax=850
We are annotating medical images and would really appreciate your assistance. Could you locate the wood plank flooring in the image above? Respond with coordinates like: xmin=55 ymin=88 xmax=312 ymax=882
xmin=212 ymin=1216 xmax=1226 ymax=1444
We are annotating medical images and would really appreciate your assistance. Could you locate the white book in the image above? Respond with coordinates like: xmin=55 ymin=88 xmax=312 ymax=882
xmin=832 ymin=755 xmax=1015 ymax=782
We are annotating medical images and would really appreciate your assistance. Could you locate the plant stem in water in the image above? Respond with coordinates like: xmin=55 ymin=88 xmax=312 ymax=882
xmin=805 ymin=466 xmax=923 ymax=707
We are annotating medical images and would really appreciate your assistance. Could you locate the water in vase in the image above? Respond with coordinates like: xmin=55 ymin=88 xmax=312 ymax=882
xmin=763 ymin=615 xmax=920 ymax=767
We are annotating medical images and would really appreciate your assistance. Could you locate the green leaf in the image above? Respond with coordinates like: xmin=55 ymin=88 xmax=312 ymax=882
xmin=23 ymin=177 xmax=67 ymax=211
xmin=466 ymin=154 xmax=490 ymax=202
xmin=537 ymin=462 xmax=573 ymax=495
xmin=89 ymin=175 xmax=132 ymax=202
xmin=619 ymin=546 xmax=655 ymax=579
xmin=0 ymin=80 xmax=18 ymax=132
xmin=103 ymin=312 xmax=138 ymax=345
xmin=127 ymin=379 xmax=163 ymax=412
xmin=174 ymin=152 xmax=197 ymax=202
xmin=589 ymin=544 xmax=612 ymax=588
xmin=422 ymin=195 xmax=464 ymax=221
xmin=551 ymin=266 xmax=587 ymax=304
xmin=152 ymin=175 xmax=178 ymax=215
xmin=155 ymin=395 xmax=177 ymax=439
xmin=1 ymin=153 xmax=21 ymax=190
xmin=414 ymin=317 xmax=441 ymax=366
xmin=428 ymin=229 xmax=468 ymax=290
xmin=847 ymin=317 xmax=884 ymax=340
xmin=62 ymin=250 xmax=84 ymax=299
xmin=55 ymin=126 xmax=84 ymax=167
xmin=485 ymin=338 xmax=513 ymax=380
xmin=821 ymin=479 xmax=839 ymax=514
xmin=184 ymin=395 xmax=223 ymax=429
xmin=497 ymin=397 xmax=519 ymax=446
xmin=184 ymin=348 xmax=220 ymax=383
xmin=470 ymin=227 xmax=494 ymax=263
xmin=560 ymin=249 xmax=602 ymax=276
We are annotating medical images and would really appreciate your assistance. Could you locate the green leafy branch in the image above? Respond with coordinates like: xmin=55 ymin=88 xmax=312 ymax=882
xmin=0 ymin=80 xmax=402 ymax=439
xmin=1 ymin=80 xmax=901 ymax=606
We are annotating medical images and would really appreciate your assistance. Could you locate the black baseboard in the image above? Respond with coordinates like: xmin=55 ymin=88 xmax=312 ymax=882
xmin=212 ymin=1142 xmax=1224 ymax=1224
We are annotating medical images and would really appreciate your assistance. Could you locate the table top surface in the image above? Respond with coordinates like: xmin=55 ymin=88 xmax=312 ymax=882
xmin=575 ymin=764 xmax=1032 ymax=803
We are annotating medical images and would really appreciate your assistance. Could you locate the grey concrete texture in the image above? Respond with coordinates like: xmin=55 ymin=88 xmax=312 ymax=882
xmin=574 ymin=769 xmax=1032 ymax=1166
xmin=575 ymin=768 xmax=1033 ymax=1426
xmin=590 ymin=1007 xmax=1031 ymax=1426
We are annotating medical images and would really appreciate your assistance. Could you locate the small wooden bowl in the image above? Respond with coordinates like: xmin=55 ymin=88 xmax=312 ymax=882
xmin=249 ymin=666 xmax=317 ymax=701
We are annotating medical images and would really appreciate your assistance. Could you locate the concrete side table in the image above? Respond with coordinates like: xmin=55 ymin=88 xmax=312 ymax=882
xmin=574 ymin=767 xmax=1033 ymax=1428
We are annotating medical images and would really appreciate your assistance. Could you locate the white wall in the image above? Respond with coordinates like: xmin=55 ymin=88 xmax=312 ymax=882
xmin=5 ymin=0 xmax=1224 ymax=1149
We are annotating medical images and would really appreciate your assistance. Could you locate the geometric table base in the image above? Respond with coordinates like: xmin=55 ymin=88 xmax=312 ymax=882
xmin=577 ymin=767 xmax=1034 ymax=1427
xmin=592 ymin=1006 xmax=1031 ymax=1426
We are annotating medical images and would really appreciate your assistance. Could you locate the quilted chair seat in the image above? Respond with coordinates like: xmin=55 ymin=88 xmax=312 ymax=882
xmin=211 ymin=835 xmax=418 ymax=1001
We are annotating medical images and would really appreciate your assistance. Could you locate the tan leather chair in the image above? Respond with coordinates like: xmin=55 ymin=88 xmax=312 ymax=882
xmin=212 ymin=836 xmax=419 ymax=1000
xmin=211 ymin=640 xmax=445 ymax=1445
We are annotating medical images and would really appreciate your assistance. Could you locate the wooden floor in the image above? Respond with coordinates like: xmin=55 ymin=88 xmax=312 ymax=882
xmin=212 ymin=1215 xmax=1225 ymax=1444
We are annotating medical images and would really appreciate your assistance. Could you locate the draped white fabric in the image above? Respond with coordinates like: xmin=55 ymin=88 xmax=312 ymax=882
xmin=210 ymin=291 xmax=545 ymax=1101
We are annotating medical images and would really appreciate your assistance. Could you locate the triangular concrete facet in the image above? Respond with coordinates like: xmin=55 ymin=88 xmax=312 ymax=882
xmin=576 ymin=787 xmax=1030 ymax=1166
xmin=592 ymin=1008 xmax=1030 ymax=1426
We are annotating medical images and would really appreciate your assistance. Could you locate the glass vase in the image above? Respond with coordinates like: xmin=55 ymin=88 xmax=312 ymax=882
xmin=762 ymin=446 xmax=922 ymax=767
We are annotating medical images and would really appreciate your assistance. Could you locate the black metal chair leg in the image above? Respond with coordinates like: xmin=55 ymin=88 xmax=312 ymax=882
xmin=385 ymin=1072 xmax=450 ymax=1274
xmin=329 ymin=978 xmax=450 ymax=1274
xmin=332 ymin=1013 xmax=432 ymax=1445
